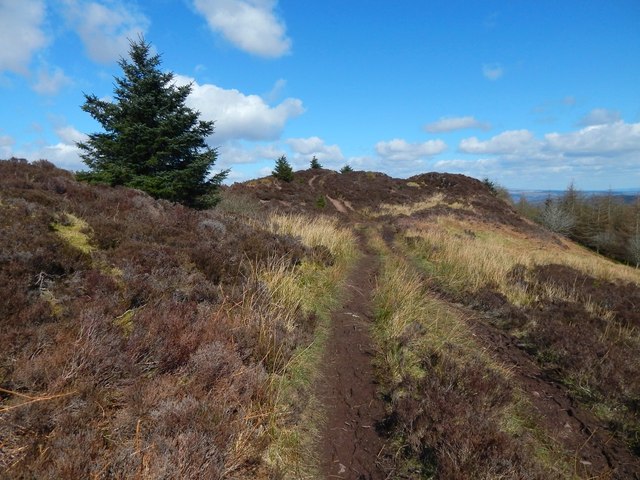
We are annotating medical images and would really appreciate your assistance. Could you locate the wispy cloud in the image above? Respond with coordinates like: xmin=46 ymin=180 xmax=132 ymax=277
xmin=424 ymin=116 xmax=490 ymax=133
xmin=192 ymin=0 xmax=291 ymax=58
xmin=32 ymin=66 xmax=73 ymax=95
xmin=482 ymin=63 xmax=504 ymax=81
xmin=61 ymin=0 xmax=149 ymax=64
xmin=578 ymin=108 xmax=621 ymax=127
xmin=376 ymin=138 xmax=447 ymax=162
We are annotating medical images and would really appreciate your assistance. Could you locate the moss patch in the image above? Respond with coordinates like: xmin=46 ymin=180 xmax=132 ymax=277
xmin=51 ymin=212 xmax=94 ymax=254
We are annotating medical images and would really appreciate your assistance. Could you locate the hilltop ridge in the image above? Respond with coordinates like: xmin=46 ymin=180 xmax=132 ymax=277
xmin=1 ymin=158 xmax=639 ymax=479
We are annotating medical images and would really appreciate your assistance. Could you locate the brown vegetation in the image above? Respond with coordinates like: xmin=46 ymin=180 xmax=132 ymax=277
xmin=3 ymin=159 xmax=639 ymax=478
xmin=0 ymin=158 xmax=337 ymax=478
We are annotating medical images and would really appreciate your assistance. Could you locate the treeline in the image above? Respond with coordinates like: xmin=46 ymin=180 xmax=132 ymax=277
xmin=515 ymin=184 xmax=640 ymax=267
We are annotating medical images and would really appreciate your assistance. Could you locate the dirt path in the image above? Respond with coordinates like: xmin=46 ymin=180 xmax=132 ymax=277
xmin=317 ymin=248 xmax=389 ymax=479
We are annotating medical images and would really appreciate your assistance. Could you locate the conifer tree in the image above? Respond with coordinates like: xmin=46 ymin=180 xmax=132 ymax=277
xmin=310 ymin=156 xmax=322 ymax=169
xmin=340 ymin=164 xmax=353 ymax=173
xmin=77 ymin=37 xmax=227 ymax=208
xmin=272 ymin=155 xmax=294 ymax=182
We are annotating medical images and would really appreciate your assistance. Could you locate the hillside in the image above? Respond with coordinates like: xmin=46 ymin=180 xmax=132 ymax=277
xmin=1 ymin=159 xmax=639 ymax=479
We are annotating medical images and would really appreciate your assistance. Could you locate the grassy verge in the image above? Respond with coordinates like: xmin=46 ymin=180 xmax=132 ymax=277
xmin=363 ymin=193 xmax=471 ymax=218
xmin=400 ymin=216 xmax=640 ymax=459
xmin=403 ymin=216 xmax=640 ymax=306
xmin=252 ymin=214 xmax=358 ymax=478
xmin=368 ymin=228 xmax=572 ymax=478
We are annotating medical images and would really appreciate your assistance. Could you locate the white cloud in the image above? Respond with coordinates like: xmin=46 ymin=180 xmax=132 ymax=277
xmin=54 ymin=125 xmax=87 ymax=145
xmin=432 ymin=158 xmax=500 ymax=180
xmin=37 ymin=141 xmax=85 ymax=169
xmin=192 ymin=0 xmax=291 ymax=58
xmin=424 ymin=116 xmax=490 ymax=133
xmin=0 ymin=0 xmax=47 ymax=74
xmin=218 ymin=141 xmax=284 ymax=166
xmin=459 ymin=130 xmax=537 ymax=154
xmin=545 ymin=121 xmax=640 ymax=156
xmin=0 ymin=134 xmax=14 ymax=158
xmin=452 ymin=121 xmax=640 ymax=188
xmin=578 ymin=108 xmax=621 ymax=126
xmin=376 ymin=138 xmax=447 ymax=162
xmin=175 ymin=74 xmax=304 ymax=142
xmin=287 ymin=136 xmax=344 ymax=163
xmin=2 ymin=124 xmax=87 ymax=170
xmin=482 ymin=63 xmax=504 ymax=80
xmin=32 ymin=66 xmax=73 ymax=95
xmin=61 ymin=0 xmax=149 ymax=64
xmin=433 ymin=158 xmax=497 ymax=170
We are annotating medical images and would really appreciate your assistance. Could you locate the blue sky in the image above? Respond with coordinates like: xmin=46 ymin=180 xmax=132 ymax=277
xmin=1 ymin=0 xmax=639 ymax=189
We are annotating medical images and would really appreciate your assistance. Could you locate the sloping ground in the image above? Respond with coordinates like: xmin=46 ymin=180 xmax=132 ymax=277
xmin=233 ymin=169 xmax=640 ymax=478
xmin=392 ymin=215 xmax=640 ymax=477
xmin=0 ymin=159 xmax=349 ymax=478
xmin=3 ymin=160 xmax=639 ymax=478
xmin=230 ymin=169 xmax=534 ymax=228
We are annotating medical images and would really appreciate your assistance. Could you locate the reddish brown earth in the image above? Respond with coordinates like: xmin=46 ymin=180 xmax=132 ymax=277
xmin=316 ymin=245 xmax=390 ymax=479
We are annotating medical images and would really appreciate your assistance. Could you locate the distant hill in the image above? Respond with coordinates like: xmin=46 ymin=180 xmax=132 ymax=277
xmin=510 ymin=188 xmax=640 ymax=204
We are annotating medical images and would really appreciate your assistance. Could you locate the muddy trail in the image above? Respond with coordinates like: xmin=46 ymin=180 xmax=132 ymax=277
xmin=317 ymin=239 xmax=390 ymax=479
xmin=316 ymin=226 xmax=640 ymax=479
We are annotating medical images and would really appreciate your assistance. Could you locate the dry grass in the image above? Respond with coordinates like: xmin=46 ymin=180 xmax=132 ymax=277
xmin=255 ymin=213 xmax=358 ymax=478
xmin=404 ymin=216 xmax=640 ymax=306
xmin=363 ymin=193 xmax=470 ymax=218
xmin=401 ymin=215 xmax=640 ymax=461
xmin=264 ymin=213 xmax=357 ymax=264
xmin=369 ymin=229 xmax=567 ymax=478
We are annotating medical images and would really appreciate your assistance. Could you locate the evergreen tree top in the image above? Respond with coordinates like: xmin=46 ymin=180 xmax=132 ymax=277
xmin=77 ymin=37 xmax=227 ymax=208
xmin=272 ymin=155 xmax=294 ymax=182
xmin=310 ymin=156 xmax=322 ymax=169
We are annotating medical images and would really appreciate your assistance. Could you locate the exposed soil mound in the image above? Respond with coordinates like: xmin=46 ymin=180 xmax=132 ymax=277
xmin=231 ymin=169 xmax=420 ymax=214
